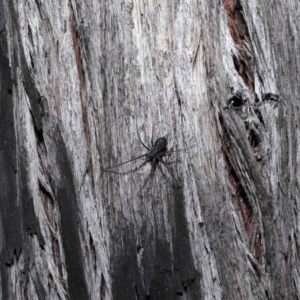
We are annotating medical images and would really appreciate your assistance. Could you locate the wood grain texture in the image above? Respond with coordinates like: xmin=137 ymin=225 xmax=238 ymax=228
xmin=0 ymin=0 xmax=299 ymax=299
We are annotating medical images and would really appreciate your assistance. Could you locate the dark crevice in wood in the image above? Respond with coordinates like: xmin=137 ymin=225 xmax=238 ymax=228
xmin=174 ymin=75 xmax=183 ymax=108
xmin=223 ymin=0 xmax=254 ymax=91
xmin=254 ymin=109 xmax=265 ymax=127
xmin=27 ymin=24 xmax=33 ymax=46
xmin=134 ymin=284 xmax=140 ymax=300
xmin=247 ymin=254 xmax=261 ymax=280
xmin=247 ymin=127 xmax=262 ymax=162
xmin=25 ymin=93 xmax=44 ymax=144
xmin=255 ymin=94 xmax=260 ymax=104
xmin=262 ymin=93 xmax=279 ymax=102
xmin=265 ymin=289 xmax=272 ymax=300
xmin=5 ymin=247 xmax=22 ymax=267
xmin=48 ymin=273 xmax=54 ymax=290
xmin=29 ymin=52 xmax=36 ymax=76
xmin=100 ymin=274 xmax=106 ymax=300
xmin=228 ymin=95 xmax=244 ymax=108
xmin=137 ymin=244 xmax=143 ymax=253
xmin=89 ymin=232 xmax=97 ymax=274
xmin=254 ymin=229 xmax=262 ymax=262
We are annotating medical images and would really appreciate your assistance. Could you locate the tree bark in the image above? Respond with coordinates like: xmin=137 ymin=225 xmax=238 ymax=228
xmin=0 ymin=0 xmax=299 ymax=299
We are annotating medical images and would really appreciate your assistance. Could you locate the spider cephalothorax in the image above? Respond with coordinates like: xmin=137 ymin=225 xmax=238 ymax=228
xmin=145 ymin=134 xmax=168 ymax=161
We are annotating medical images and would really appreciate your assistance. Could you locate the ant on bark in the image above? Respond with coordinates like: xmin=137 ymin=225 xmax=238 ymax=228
xmin=104 ymin=129 xmax=195 ymax=195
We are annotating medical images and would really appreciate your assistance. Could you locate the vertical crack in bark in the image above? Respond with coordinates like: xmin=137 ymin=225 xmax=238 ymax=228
xmin=254 ymin=108 xmax=265 ymax=127
xmin=219 ymin=113 xmax=265 ymax=283
xmin=69 ymin=1 xmax=94 ymax=186
xmin=27 ymin=24 xmax=33 ymax=46
xmin=48 ymin=272 xmax=54 ymax=290
xmin=246 ymin=125 xmax=262 ymax=162
xmin=69 ymin=0 xmax=88 ymax=141
xmin=223 ymin=0 xmax=254 ymax=91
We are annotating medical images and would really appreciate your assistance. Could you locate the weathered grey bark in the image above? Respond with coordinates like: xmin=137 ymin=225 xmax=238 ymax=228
xmin=0 ymin=0 xmax=299 ymax=299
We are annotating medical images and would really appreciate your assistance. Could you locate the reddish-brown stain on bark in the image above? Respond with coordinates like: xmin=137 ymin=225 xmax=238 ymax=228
xmin=69 ymin=1 xmax=95 ymax=187
xmin=223 ymin=0 xmax=254 ymax=91
xmin=221 ymin=139 xmax=253 ymax=235
xmin=69 ymin=1 xmax=90 ymax=141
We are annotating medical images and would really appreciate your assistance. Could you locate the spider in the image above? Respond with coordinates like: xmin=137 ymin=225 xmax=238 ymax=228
xmin=104 ymin=130 xmax=195 ymax=194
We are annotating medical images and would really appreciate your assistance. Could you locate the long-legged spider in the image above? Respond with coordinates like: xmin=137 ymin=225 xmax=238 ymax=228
xmin=104 ymin=129 xmax=195 ymax=194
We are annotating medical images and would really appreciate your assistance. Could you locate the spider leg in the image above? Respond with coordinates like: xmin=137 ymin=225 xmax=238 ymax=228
xmin=164 ymin=143 xmax=198 ymax=154
xmin=166 ymin=159 xmax=182 ymax=165
xmin=157 ymin=156 xmax=182 ymax=188
xmin=137 ymin=158 xmax=156 ymax=196
xmin=105 ymin=160 xmax=148 ymax=175
xmin=156 ymin=162 xmax=170 ymax=183
xmin=136 ymin=123 xmax=151 ymax=150
xmin=105 ymin=153 xmax=147 ymax=170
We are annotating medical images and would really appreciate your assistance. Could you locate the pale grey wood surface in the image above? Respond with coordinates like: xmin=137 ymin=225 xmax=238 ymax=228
xmin=0 ymin=0 xmax=299 ymax=299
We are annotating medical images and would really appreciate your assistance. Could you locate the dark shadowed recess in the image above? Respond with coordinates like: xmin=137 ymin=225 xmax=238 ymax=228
xmin=0 ymin=19 xmax=24 ymax=300
xmin=112 ymin=188 xmax=201 ymax=299
xmin=1 ymin=3 xmax=89 ymax=298
xmin=54 ymin=129 xmax=89 ymax=300
xmin=0 ymin=5 xmax=45 ymax=298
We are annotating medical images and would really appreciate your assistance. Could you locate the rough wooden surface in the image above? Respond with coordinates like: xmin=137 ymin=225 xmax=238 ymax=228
xmin=0 ymin=0 xmax=299 ymax=299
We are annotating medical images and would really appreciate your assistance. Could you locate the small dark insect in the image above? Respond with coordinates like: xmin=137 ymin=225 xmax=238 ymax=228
xmin=104 ymin=130 xmax=194 ymax=194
